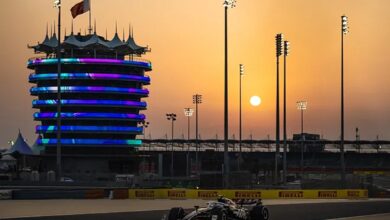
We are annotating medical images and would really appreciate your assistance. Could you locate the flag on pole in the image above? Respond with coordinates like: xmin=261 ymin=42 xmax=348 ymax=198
xmin=71 ymin=0 xmax=90 ymax=19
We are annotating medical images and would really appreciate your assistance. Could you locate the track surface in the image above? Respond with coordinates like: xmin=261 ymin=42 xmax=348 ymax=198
xmin=4 ymin=201 xmax=390 ymax=220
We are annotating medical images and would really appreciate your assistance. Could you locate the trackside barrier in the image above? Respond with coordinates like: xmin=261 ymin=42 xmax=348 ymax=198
xmin=128 ymin=189 xmax=368 ymax=200
xmin=109 ymin=189 xmax=129 ymax=199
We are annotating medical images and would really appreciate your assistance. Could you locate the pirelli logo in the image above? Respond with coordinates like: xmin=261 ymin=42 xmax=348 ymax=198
xmin=318 ymin=191 xmax=337 ymax=198
xmin=235 ymin=191 xmax=262 ymax=199
xmin=168 ymin=190 xmax=186 ymax=199
xmin=198 ymin=191 xmax=218 ymax=199
xmin=347 ymin=191 xmax=360 ymax=197
xmin=135 ymin=190 xmax=154 ymax=198
xmin=279 ymin=191 xmax=303 ymax=198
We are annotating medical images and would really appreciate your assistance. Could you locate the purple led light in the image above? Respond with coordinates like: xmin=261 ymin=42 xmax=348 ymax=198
xmin=34 ymin=112 xmax=145 ymax=120
xmin=32 ymin=99 xmax=147 ymax=108
xmin=30 ymin=86 xmax=149 ymax=95
xmin=27 ymin=58 xmax=152 ymax=69
xmin=29 ymin=73 xmax=150 ymax=84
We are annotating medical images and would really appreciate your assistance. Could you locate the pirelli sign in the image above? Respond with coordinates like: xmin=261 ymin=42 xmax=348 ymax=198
xmin=235 ymin=191 xmax=262 ymax=199
xmin=198 ymin=191 xmax=218 ymax=199
xmin=168 ymin=190 xmax=186 ymax=199
xmin=135 ymin=190 xmax=155 ymax=199
xmin=279 ymin=191 xmax=304 ymax=198
xmin=347 ymin=190 xmax=360 ymax=198
xmin=318 ymin=191 xmax=337 ymax=198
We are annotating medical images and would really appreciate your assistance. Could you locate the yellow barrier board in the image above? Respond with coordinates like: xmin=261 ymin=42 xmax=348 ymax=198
xmin=128 ymin=189 xmax=368 ymax=200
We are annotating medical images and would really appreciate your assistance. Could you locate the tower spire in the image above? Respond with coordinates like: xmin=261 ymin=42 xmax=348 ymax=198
xmin=94 ymin=19 xmax=96 ymax=34
xmin=53 ymin=21 xmax=56 ymax=36
xmin=71 ymin=19 xmax=74 ymax=35
xmin=129 ymin=22 xmax=131 ymax=38
xmin=46 ymin=23 xmax=49 ymax=37
xmin=50 ymin=22 xmax=53 ymax=36
xmin=122 ymin=28 xmax=125 ymax=42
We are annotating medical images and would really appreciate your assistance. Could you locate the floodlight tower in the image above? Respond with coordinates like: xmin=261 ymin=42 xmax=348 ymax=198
xmin=193 ymin=94 xmax=202 ymax=174
xmin=184 ymin=107 xmax=194 ymax=176
xmin=166 ymin=113 xmax=177 ymax=177
xmin=222 ymin=0 xmax=236 ymax=189
xmin=340 ymin=15 xmax=349 ymax=186
xmin=283 ymin=40 xmax=290 ymax=184
xmin=297 ymin=101 xmax=307 ymax=178
xmin=239 ymin=64 xmax=244 ymax=170
xmin=139 ymin=121 xmax=150 ymax=139
xmin=275 ymin=33 xmax=283 ymax=184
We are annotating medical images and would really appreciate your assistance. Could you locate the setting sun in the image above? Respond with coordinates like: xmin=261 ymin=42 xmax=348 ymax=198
xmin=250 ymin=96 xmax=261 ymax=106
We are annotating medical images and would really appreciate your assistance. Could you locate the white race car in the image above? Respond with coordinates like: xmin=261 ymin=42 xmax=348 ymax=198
xmin=165 ymin=196 xmax=269 ymax=220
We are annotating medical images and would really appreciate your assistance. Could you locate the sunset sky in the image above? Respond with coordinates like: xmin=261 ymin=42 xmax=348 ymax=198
xmin=0 ymin=0 xmax=390 ymax=147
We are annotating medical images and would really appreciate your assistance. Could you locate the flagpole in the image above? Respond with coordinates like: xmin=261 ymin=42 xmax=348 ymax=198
xmin=54 ymin=0 xmax=62 ymax=182
xmin=88 ymin=5 xmax=92 ymax=34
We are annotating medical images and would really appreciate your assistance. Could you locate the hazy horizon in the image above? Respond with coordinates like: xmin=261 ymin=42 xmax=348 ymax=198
xmin=1 ymin=0 xmax=390 ymax=147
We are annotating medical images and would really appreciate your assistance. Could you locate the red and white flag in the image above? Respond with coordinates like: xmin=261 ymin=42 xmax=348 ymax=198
xmin=70 ymin=0 xmax=90 ymax=19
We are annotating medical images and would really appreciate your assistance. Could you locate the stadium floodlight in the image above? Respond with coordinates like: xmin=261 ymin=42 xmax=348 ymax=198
xmin=297 ymin=101 xmax=307 ymax=110
xmin=276 ymin=34 xmax=284 ymax=57
xmin=284 ymin=41 xmax=290 ymax=56
xmin=342 ymin=15 xmax=349 ymax=34
xmin=54 ymin=0 xmax=61 ymax=7
xmin=223 ymin=0 xmax=237 ymax=8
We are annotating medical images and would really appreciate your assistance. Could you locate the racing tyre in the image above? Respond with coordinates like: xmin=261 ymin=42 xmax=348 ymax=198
xmin=167 ymin=207 xmax=185 ymax=220
xmin=250 ymin=205 xmax=269 ymax=220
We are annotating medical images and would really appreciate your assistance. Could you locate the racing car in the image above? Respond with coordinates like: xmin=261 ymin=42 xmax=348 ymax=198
xmin=164 ymin=196 xmax=269 ymax=220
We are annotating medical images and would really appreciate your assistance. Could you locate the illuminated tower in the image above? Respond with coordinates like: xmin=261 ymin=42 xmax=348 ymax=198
xmin=28 ymin=26 xmax=151 ymax=155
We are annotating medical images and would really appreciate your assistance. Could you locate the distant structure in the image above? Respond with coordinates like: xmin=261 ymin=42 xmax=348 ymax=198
xmin=5 ymin=131 xmax=33 ymax=155
xmin=289 ymin=133 xmax=325 ymax=152
xmin=27 ymin=24 xmax=151 ymax=178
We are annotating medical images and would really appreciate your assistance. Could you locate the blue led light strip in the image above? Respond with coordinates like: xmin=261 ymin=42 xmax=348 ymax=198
xmin=34 ymin=112 xmax=145 ymax=121
xmin=36 ymin=125 xmax=143 ymax=133
xmin=38 ymin=138 xmax=142 ymax=146
xmin=32 ymin=99 xmax=146 ymax=108
xmin=27 ymin=58 xmax=151 ymax=69
xmin=30 ymin=86 xmax=149 ymax=96
xmin=29 ymin=73 xmax=150 ymax=84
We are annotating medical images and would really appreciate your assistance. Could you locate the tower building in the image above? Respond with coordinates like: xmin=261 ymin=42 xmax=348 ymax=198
xmin=27 ymin=26 xmax=151 ymax=176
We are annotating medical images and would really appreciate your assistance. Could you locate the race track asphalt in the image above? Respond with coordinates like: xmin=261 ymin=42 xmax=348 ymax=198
xmin=4 ymin=200 xmax=390 ymax=220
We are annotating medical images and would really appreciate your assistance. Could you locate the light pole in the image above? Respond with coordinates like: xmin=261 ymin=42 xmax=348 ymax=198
xmin=193 ymin=94 xmax=202 ymax=175
xmin=239 ymin=64 xmax=244 ymax=170
xmin=341 ymin=15 xmax=349 ymax=186
xmin=139 ymin=121 xmax=150 ymax=139
xmin=297 ymin=101 xmax=307 ymax=179
xmin=223 ymin=0 xmax=236 ymax=188
xmin=54 ymin=0 xmax=62 ymax=181
xmin=275 ymin=33 xmax=283 ymax=184
xmin=283 ymin=40 xmax=290 ymax=184
xmin=184 ymin=108 xmax=194 ymax=177
xmin=166 ymin=113 xmax=177 ymax=177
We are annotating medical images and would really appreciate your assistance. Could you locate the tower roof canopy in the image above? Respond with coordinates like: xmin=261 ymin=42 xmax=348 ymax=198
xmin=29 ymin=30 xmax=149 ymax=56
xmin=6 ymin=131 xmax=33 ymax=155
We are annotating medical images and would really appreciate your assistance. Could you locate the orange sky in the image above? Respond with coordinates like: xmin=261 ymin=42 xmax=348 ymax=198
xmin=1 ymin=0 xmax=390 ymax=146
